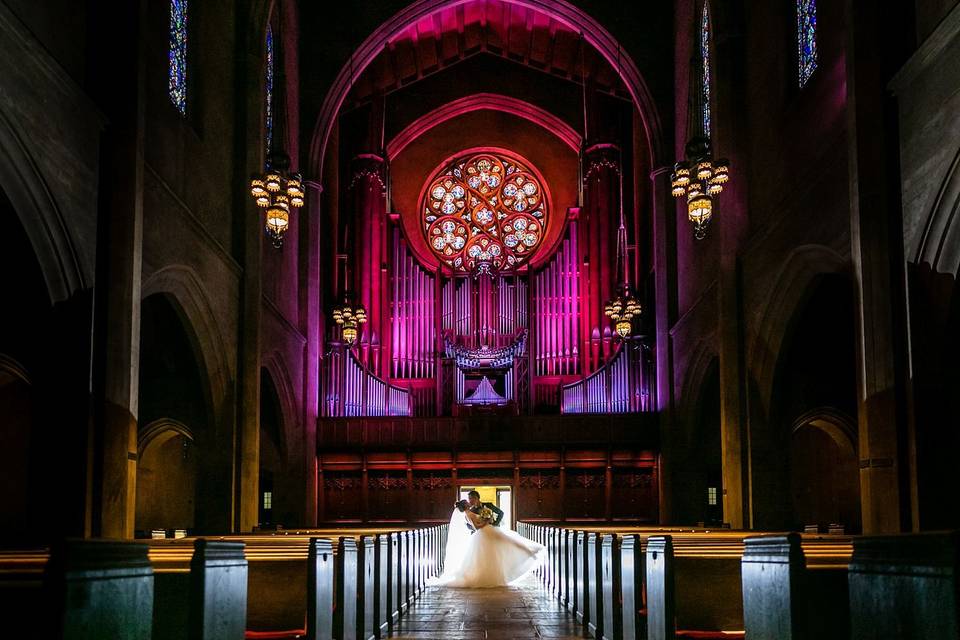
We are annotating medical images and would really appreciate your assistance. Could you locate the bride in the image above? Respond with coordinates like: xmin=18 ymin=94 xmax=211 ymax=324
xmin=433 ymin=499 xmax=545 ymax=588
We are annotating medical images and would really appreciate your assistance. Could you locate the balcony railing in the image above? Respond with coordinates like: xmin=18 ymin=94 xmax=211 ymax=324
xmin=560 ymin=340 xmax=652 ymax=414
xmin=322 ymin=346 xmax=412 ymax=417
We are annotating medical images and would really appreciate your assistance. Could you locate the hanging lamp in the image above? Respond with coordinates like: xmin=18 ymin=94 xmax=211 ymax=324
xmin=249 ymin=12 xmax=303 ymax=248
xmin=669 ymin=13 xmax=731 ymax=240
xmin=332 ymin=255 xmax=366 ymax=347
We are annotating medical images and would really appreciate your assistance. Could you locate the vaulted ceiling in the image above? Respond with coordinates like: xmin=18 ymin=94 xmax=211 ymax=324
xmin=345 ymin=0 xmax=628 ymax=109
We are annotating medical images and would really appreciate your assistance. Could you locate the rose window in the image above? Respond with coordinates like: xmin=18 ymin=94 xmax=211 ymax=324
xmin=422 ymin=152 xmax=547 ymax=272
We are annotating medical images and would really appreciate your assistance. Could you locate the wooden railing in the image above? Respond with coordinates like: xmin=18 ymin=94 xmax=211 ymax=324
xmin=322 ymin=345 xmax=412 ymax=417
xmin=561 ymin=341 xmax=652 ymax=414
xmin=317 ymin=413 xmax=659 ymax=450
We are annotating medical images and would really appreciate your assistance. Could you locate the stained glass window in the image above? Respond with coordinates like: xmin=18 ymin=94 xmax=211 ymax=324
xmin=168 ymin=0 xmax=188 ymax=115
xmin=701 ymin=1 xmax=711 ymax=137
xmin=422 ymin=152 xmax=548 ymax=273
xmin=797 ymin=0 xmax=818 ymax=87
xmin=265 ymin=23 xmax=274 ymax=162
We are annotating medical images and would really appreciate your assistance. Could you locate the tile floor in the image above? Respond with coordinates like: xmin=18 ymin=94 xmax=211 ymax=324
xmin=388 ymin=575 xmax=582 ymax=639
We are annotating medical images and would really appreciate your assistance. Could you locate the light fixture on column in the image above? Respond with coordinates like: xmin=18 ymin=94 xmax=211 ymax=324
xmin=670 ymin=137 xmax=729 ymax=240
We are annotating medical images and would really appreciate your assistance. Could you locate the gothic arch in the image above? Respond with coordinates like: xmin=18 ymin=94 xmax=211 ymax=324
xmin=386 ymin=93 xmax=582 ymax=159
xmin=789 ymin=407 xmax=857 ymax=455
xmin=308 ymin=0 xmax=665 ymax=180
xmin=141 ymin=265 xmax=232 ymax=421
xmin=138 ymin=418 xmax=195 ymax=455
xmin=0 ymin=110 xmax=86 ymax=303
xmin=748 ymin=244 xmax=848 ymax=415
xmin=677 ymin=334 xmax=719 ymax=439
xmin=915 ymin=145 xmax=960 ymax=278
xmin=0 ymin=353 xmax=31 ymax=387
xmin=261 ymin=352 xmax=299 ymax=460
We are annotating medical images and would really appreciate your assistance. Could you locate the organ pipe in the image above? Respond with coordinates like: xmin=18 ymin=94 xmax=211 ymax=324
xmin=532 ymin=222 xmax=581 ymax=377
xmin=390 ymin=233 xmax=435 ymax=379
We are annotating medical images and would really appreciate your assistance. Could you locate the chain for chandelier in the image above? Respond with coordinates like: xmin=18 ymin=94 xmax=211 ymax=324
xmin=603 ymin=43 xmax=641 ymax=339
xmin=332 ymin=251 xmax=367 ymax=346
xmin=249 ymin=6 xmax=304 ymax=248
xmin=669 ymin=15 xmax=731 ymax=240
xmin=329 ymin=45 xmax=367 ymax=348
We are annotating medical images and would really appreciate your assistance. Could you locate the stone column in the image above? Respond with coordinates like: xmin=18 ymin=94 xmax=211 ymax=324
xmin=650 ymin=167 xmax=678 ymax=523
xmin=350 ymin=154 xmax=388 ymax=377
xmin=236 ymin=10 xmax=266 ymax=533
xmin=89 ymin=0 xmax=146 ymax=539
xmin=581 ymin=144 xmax=620 ymax=371
xmin=302 ymin=180 xmax=324 ymax=527
xmin=712 ymin=2 xmax=751 ymax=530
xmin=845 ymin=0 xmax=912 ymax=533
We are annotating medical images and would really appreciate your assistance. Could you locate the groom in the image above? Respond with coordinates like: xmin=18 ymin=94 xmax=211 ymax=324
xmin=465 ymin=490 xmax=504 ymax=532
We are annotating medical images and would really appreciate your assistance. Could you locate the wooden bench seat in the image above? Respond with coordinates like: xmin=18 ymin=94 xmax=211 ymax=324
xmin=741 ymin=533 xmax=852 ymax=640
xmin=848 ymin=531 xmax=959 ymax=640
xmin=0 ymin=541 xmax=153 ymax=640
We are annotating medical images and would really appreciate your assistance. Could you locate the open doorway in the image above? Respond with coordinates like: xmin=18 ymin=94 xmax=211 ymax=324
xmin=458 ymin=485 xmax=513 ymax=530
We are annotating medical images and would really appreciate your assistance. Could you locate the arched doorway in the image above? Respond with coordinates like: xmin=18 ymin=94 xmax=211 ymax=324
xmin=136 ymin=421 xmax=197 ymax=532
xmin=135 ymin=294 xmax=209 ymax=535
xmin=789 ymin=411 xmax=860 ymax=532
xmin=675 ymin=357 xmax=722 ymax=526
xmin=259 ymin=368 xmax=285 ymax=528
xmin=771 ymin=274 xmax=861 ymax=532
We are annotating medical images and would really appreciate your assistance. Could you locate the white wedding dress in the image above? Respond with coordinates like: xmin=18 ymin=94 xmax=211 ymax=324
xmin=433 ymin=509 xmax=545 ymax=588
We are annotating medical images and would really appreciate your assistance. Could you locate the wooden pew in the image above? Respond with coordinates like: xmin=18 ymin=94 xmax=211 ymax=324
xmin=576 ymin=531 xmax=591 ymax=629
xmin=333 ymin=537 xmax=358 ymax=640
xmin=1 ymin=541 xmax=155 ymax=640
xmin=376 ymin=535 xmax=389 ymax=638
xmin=618 ymin=534 xmax=644 ymax=640
xmin=587 ymin=532 xmax=604 ymax=639
xmin=307 ymin=538 xmax=336 ymax=640
xmin=741 ymin=533 xmax=851 ymax=640
xmin=55 ymin=540 xmax=154 ymax=640
xmin=400 ymin=531 xmax=412 ymax=613
xmin=0 ymin=547 xmax=48 ymax=635
xmin=646 ymin=535 xmax=744 ymax=640
xmin=565 ymin=529 xmax=578 ymax=614
xmin=152 ymin=539 xmax=248 ymax=640
xmin=848 ymin=531 xmax=960 ymax=640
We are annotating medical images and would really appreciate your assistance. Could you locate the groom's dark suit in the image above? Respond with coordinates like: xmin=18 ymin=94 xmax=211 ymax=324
xmin=465 ymin=501 xmax=504 ymax=532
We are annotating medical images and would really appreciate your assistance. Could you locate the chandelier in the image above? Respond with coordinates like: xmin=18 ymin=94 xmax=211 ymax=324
xmin=332 ymin=294 xmax=366 ymax=346
xmin=605 ymin=284 xmax=642 ymax=338
xmin=250 ymin=153 xmax=304 ymax=248
xmin=670 ymin=137 xmax=729 ymax=240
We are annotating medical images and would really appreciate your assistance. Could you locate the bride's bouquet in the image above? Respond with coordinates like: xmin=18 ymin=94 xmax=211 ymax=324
xmin=478 ymin=506 xmax=495 ymax=523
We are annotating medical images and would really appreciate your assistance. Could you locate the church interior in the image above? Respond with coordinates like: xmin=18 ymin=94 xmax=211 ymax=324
xmin=2 ymin=0 xmax=960 ymax=637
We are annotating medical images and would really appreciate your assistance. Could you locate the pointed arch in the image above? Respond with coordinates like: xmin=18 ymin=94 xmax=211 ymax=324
xmin=747 ymin=244 xmax=849 ymax=416
xmin=141 ymin=265 xmax=232 ymax=421
xmin=261 ymin=351 xmax=299 ymax=461
xmin=308 ymin=0 xmax=664 ymax=179
xmin=915 ymin=145 xmax=960 ymax=278
xmin=0 ymin=110 xmax=86 ymax=303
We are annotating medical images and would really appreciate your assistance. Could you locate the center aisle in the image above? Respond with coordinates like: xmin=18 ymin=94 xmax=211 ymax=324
xmin=388 ymin=574 xmax=583 ymax=639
